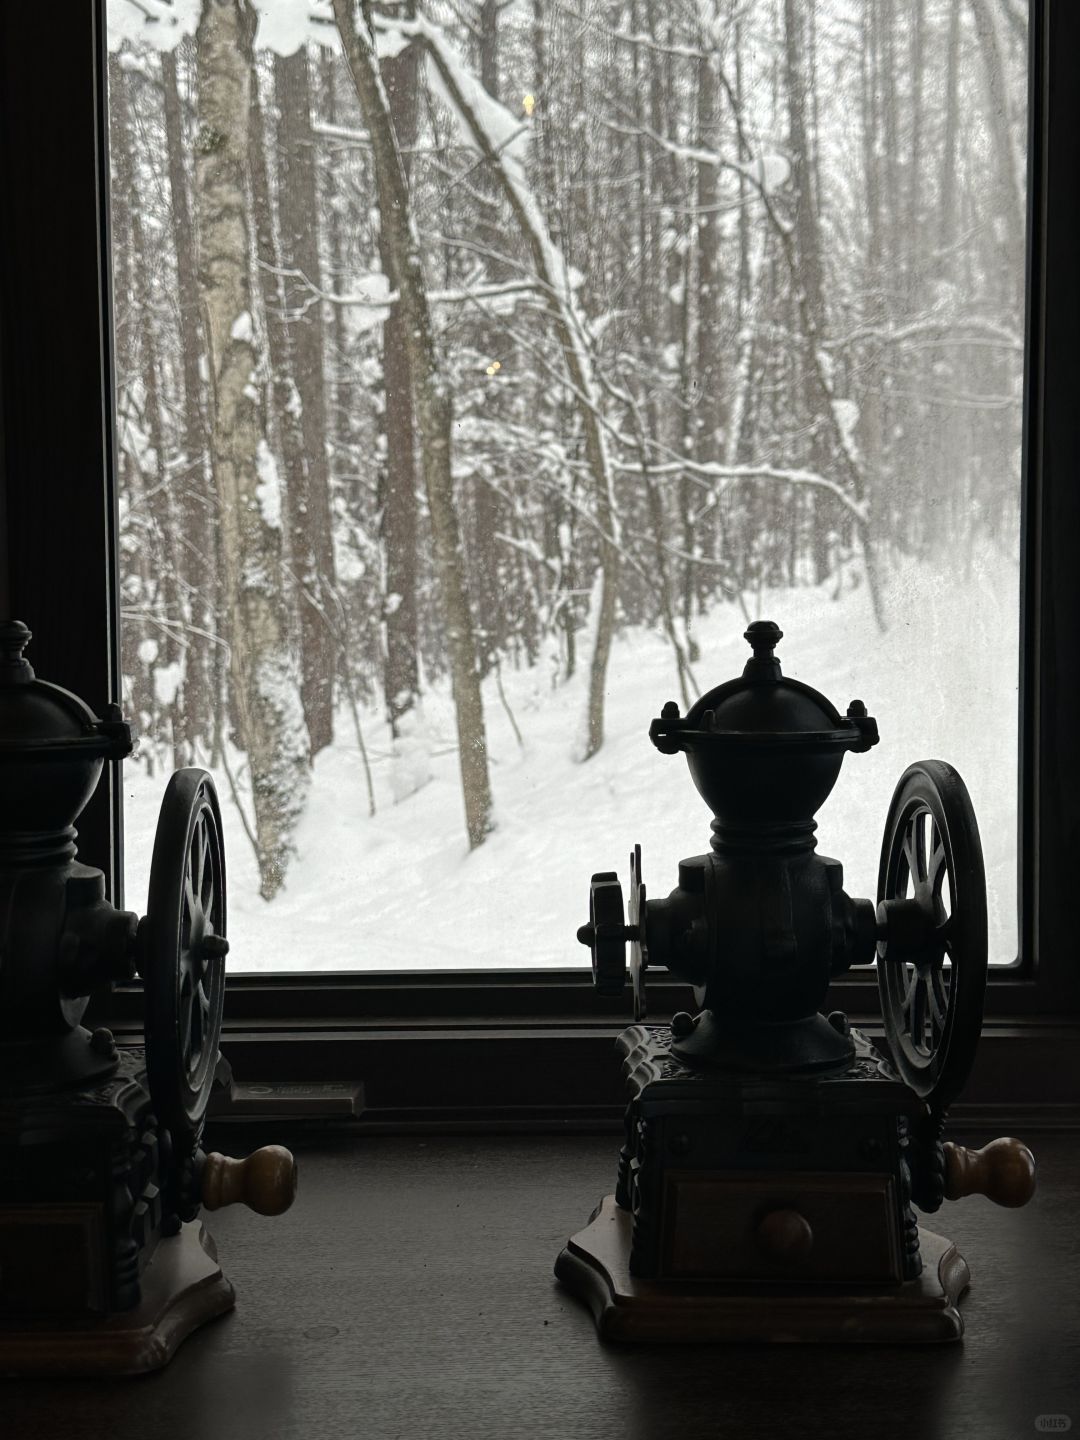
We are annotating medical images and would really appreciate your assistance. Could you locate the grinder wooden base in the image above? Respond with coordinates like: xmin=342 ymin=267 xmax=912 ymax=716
xmin=0 ymin=1221 xmax=235 ymax=1377
xmin=555 ymin=1195 xmax=970 ymax=1344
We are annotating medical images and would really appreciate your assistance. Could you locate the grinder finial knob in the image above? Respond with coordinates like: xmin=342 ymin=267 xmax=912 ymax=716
xmin=743 ymin=619 xmax=783 ymax=654
xmin=742 ymin=620 xmax=784 ymax=680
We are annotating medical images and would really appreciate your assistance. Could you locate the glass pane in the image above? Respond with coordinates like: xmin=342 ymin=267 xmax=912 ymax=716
xmin=107 ymin=1 xmax=1025 ymax=972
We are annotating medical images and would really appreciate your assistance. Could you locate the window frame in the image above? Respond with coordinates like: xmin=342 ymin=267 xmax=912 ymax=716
xmin=1 ymin=0 xmax=1077 ymax=1125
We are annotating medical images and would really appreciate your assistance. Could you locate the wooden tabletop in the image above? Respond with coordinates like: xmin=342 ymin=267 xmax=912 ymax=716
xmin=6 ymin=1130 xmax=1079 ymax=1440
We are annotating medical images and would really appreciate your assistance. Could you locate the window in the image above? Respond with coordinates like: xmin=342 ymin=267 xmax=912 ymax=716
xmin=1 ymin=0 xmax=1077 ymax=1121
xmin=103 ymin=0 xmax=1025 ymax=976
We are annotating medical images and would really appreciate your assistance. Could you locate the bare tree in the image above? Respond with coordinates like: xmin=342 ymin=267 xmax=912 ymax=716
xmin=376 ymin=5 xmax=423 ymax=744
xmin=194 ymin=0 xmax=310 ymax=897
xmin=333 ymin=0 xmax=494 ymax=849
xmin=275 ymin=47 xmax=338 ymax=756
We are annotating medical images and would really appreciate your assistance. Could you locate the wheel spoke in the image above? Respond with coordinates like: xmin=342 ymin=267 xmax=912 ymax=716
xmin=192 ymin=973 xmax=214 ymax=1071
xmin=194 ymin=824 xmax=202 ymax=885
xmin=901 ymin=966 xmax=918 ymax=1013
xmin=929 ymin=965 xmax=948 ymax=1025
xmin=179 ymin=970 xmax=194 ymax=1055
xmin=902 ymin=828 xmax=916 ymax=881
xmin=200 ymin=846 xmax=215 ymax=909
xmin=902 ymin=820 xmax=923 ymax=885
xmin=909 ymin=976 xmax=928 ymax=1051
xmin=928 ymin=838 xmax=948 ymax=895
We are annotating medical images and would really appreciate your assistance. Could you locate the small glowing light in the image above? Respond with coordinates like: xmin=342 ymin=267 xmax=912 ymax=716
xmin=485 ymin=360 xmax=502 ymax=376
xmin=522 ymin=93 xmax=535 ymax=117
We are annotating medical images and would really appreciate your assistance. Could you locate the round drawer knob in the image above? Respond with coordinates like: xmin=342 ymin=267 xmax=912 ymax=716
xmin=756 ymin=1207 xmax=814 ymax=1262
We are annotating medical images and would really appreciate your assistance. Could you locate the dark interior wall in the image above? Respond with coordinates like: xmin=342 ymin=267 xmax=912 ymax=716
xmin=0 ymin=0 xmax=121 ymax=894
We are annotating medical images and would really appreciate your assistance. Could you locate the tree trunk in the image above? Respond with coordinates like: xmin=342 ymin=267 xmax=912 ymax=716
xmin=112 ymin=59 xmax=185 ymax=759
xmin=194 ymin=0 xmax=310 ymax=897
xmin=377 ymin=6 xmax=422 ymax=741
xmin=275 ymin=47 xmax=337 ymax=756
xmin=413 ymin=19 xmax=620 ymax=759
xmin=968 ymin=0 xmax=1025 ymax=312
xmin=333 ymin=0 xmax=494 ymax=849
xmin=938 ymin=0 xmax=962 ymax=266
xmin=249 ymin=62 xmax=318 ymax=703
xmin=162 ymin=45 xmax=214 ymax=756
xmin=782 ymin=0 xmax=884 ymax=625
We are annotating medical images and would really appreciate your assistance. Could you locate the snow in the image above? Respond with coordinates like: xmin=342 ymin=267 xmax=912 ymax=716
xmin=137 ymin=637 xmax=159 ymax=666
xmin=230 ymin=311 xmax=254 ymax=344
xmin=739 ymin=152 xmax=792 ymax=196
xmin=336 ymin=273 xmax=393 ymax=333
xmin=107 ymin=0 xmax=199 ymax=52
xmin=121 ymin=549 xmax=1021 ymax=974
xmin=108 ymin=0 xmax=338 ymax=55
xmin=832 ymin=398 xmax=860 ymax=455
xmin=255 ymin=439 xmax=283 ymax=530
xmin=389 ymin=703 xmax=433 ymax=804
xmin=251 ymin=1 xmax=325 ymax=57
xmin=400 ymin=27 xmax=531 ymax=169
xmin=153 ymin=659 xmax=183 ymax=708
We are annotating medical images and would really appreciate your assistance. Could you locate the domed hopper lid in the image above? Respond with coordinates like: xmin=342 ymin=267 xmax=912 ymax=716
xmin=649 ymin=622 xmax=878 ymax=829
xmin=650 ymin=621 xmax=878 ymax=755
xmin=0 ymin=620 xmax=133 ymax=856
xmin=0 ymin=620 xmax=132 ymax=761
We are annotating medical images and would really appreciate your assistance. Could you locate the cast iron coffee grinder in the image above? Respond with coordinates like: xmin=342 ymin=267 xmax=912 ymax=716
xmin=0 ymin=621 xmax=297 ymax=1376
xmin=557 ymin=621 xmax=1035 ymax=1342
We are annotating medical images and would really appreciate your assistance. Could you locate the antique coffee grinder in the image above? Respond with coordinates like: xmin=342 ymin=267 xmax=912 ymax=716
xmin=557 ymin=621 xmax=1035 ymax=1343
xmin=0 ymin=621 xmax=297 ymax=1375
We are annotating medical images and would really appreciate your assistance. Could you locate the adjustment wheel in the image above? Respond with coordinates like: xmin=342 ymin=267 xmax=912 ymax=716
xmin=142 ymin=769 xmax=229 ymax=1147
xmin=577 ymin=872 xmax=628 ymax=996
xmin=629 ymin=844 xmax=648 ymax=1020
xmin=876 ymin=760 xmax=986 ymax=1110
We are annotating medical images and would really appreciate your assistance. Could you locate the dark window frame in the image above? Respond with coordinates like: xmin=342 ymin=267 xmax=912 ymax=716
xmin=1 ymin=0 xmax=1077 ymax=1124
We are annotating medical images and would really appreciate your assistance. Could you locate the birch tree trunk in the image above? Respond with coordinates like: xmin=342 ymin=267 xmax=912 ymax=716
xmin=194 ymin=0 xmax=310 ymax=897
xmin=333 ymin=0 xmax=494 ymax=849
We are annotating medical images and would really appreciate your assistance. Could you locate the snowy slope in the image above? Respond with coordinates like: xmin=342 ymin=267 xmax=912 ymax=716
xmin=121 ymin=549 xmax=1020 ymax=972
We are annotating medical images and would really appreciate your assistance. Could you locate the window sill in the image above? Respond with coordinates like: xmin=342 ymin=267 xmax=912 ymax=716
xmin=107 ymin=1010 xmax=1080 ymax=1134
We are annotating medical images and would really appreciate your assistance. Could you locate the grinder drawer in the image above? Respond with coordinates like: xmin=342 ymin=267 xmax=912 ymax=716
xmin=661 ymin=1170 xmax=903 ymax=1283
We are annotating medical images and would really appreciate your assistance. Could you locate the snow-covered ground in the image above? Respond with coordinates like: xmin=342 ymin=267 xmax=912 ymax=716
xmin=121 ymin=551 xmax=1020 ymax=972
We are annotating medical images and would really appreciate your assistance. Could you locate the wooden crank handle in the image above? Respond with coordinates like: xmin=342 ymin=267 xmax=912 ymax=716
xmin=943 ymin=1137 xmax=1036 ymax=1208
xmin=201 ymin=1144 xmax=298 ymax=1216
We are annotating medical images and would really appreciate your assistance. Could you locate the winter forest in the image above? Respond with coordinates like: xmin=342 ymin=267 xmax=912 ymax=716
xmin=107 ymin=0 xmax=1027 ymax=971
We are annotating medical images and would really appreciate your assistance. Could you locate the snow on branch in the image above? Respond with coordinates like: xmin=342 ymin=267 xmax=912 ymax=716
xmin=602 ymin=116 xmax=791 ymax=199
xmin=610 ymin=460 xmax=869 ymax=526
xmin=377 ymin=10 xmax=620 ymax=547
xmin=107 ymin=0 xmax=199 ymax=52
xmin=313 ymin=121 xmax=371 ymax=145
xmin=260 ymin=261 xmax=542 ymax=321
xmin=108 ymin=0 xmax=337 ymax=55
